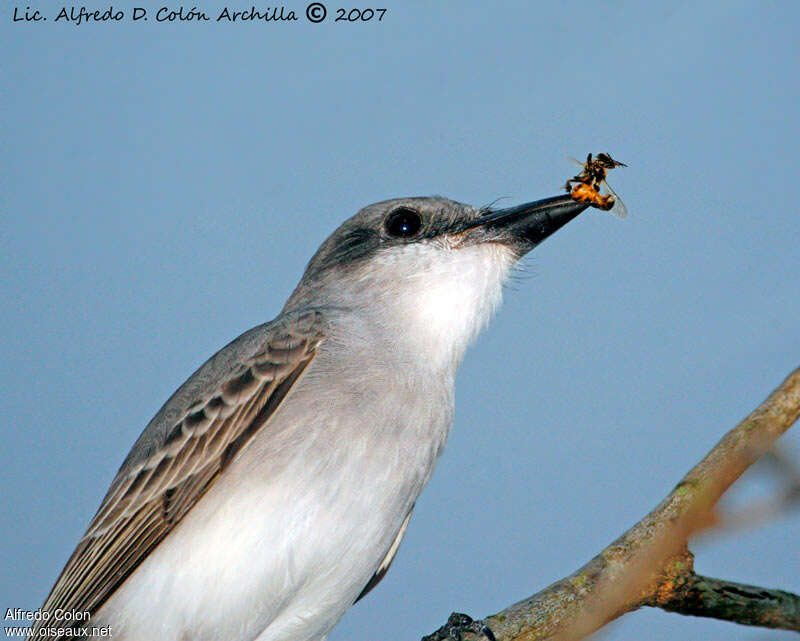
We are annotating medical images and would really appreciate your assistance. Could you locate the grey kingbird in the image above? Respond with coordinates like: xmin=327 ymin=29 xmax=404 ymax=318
xmin=34 ymin=194 xmax=589 ymax=640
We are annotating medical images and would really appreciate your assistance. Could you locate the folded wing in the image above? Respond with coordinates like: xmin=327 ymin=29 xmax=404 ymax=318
xmin=35 ymin=309 xmax=325 ymax=637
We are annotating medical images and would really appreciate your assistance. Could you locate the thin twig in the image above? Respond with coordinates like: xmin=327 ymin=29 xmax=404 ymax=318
xmin=656 ymin=573 xmax=800 ymax=631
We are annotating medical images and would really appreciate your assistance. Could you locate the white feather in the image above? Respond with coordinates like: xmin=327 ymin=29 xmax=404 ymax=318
xmin=375 ymin=241 xmax=515 ymax=372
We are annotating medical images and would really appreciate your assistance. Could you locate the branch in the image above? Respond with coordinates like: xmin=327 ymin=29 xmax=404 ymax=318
xmin=423 ymin=366 xmax=800 ymax=641
xmin=714 ymin=449 xmax=800 ymax=532
xmin=657 ymin=572 xmax=800 ymax=630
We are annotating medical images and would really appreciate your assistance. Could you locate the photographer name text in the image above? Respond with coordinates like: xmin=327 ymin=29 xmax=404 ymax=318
xmin=11 ymin=5 xmax=388 ymax=25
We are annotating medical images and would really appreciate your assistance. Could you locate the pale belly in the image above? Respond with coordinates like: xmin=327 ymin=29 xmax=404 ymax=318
xmin=90 ymin=377 xmax=451 ymax=641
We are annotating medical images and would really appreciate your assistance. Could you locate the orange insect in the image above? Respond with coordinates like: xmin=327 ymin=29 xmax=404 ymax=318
xmin=564 ymin=152 xmax=628 ymax=218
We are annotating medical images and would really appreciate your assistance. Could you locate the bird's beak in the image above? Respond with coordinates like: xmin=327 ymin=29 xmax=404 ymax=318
xmin=461 ymin=194 xmax=589 ymax=253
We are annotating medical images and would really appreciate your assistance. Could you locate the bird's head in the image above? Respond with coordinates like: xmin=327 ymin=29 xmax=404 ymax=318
xmin=285 ymin=195 xmax=588 ymax=370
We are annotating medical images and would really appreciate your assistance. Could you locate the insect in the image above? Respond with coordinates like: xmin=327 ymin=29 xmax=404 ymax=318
xmin=564 ymin=152 xmax=628 ymax=219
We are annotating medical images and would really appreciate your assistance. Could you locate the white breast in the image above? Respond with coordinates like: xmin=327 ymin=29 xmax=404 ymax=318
xmin=90 ymin=348 xmax=456 ymax=641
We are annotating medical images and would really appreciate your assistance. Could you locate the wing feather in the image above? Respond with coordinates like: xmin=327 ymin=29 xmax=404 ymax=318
xmin=354 ymin=505 xmax=414 ymax=603
xmin=35 ymin=310 xmax=325 ymax=638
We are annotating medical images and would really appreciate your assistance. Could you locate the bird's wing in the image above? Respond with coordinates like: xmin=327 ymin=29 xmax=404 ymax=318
xmin=354 ymin=504 xmax=414 ymax=603
xmin=36 ymin=309 xmax=325 ymax=634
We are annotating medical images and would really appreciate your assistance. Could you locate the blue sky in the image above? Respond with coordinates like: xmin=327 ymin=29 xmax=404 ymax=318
xmin=2 ymin=1 xmax=799 ymax=639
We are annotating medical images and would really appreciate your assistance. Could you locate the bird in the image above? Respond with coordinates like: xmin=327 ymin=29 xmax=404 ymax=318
xmin=34 ymin=194 xmax=589 ymax=641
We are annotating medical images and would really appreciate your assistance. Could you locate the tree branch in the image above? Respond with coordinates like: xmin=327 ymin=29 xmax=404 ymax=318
xmin=656 ymin=572 xmax=800 ymax=630
xmin=423 ymin=366 xmax=800 ymax=641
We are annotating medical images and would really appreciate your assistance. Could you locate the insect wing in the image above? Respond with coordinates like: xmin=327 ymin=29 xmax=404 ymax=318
xmin=566 ymin=155 xmax=586 ymax=170
xmin=601 ymin=179 xmax=628 ymax=219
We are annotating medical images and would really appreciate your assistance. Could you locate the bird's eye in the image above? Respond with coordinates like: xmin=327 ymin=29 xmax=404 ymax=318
xmin=385 ymin=208 xmax=422 ymax=238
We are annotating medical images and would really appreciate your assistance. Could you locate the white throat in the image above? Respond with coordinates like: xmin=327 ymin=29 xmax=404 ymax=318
xmin=376 ymin=242 xmax=516 ymax=373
